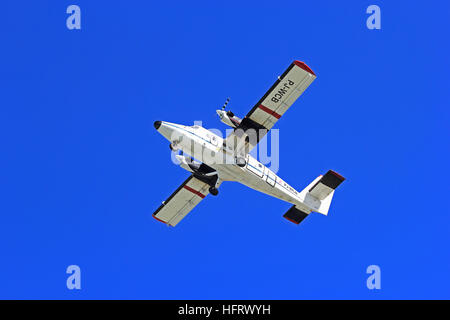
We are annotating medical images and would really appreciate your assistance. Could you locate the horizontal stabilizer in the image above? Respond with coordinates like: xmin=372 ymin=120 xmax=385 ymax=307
xmin=283 ymin=205 xmax=310 ymax=224
xmin=309 ymin=170 xmax=345 ymax=200
xmin=290 ymin=169 xmax=345 ymax=220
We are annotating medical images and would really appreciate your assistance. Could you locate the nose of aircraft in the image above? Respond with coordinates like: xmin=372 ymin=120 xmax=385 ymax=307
xmin=153 ymin=121 xmax=183 ymax=142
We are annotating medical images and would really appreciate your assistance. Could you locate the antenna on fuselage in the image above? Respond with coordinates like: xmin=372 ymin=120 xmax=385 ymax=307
xmin=221 ymin=97 xmax=230 ymax=111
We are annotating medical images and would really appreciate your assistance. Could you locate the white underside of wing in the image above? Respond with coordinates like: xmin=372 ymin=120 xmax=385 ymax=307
xmin=153 ymin=176 xmax=211 ymax=227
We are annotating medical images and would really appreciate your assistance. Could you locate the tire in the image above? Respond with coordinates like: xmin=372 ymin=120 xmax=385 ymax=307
xmin=235 ymin=157 xmax=246 ymax=167
xmin=209 ymin=187 xmax=219 ymax=196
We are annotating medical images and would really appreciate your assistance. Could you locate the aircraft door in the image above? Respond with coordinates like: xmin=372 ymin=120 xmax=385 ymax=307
xmin=266 ymin=169 xmax=276 ymax=187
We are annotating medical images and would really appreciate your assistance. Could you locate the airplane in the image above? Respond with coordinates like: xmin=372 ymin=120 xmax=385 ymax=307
xmin=152 ymin=60 xmax=345 ymax=227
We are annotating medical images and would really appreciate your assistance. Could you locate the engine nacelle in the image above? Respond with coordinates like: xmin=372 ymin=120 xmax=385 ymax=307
xmin=216 ymin=109 xmax=241 ymax=128
xmin=175 ymin=154 xmax=195 ymax=172
xmin=175 ymin=154 xmax=219 ymax=188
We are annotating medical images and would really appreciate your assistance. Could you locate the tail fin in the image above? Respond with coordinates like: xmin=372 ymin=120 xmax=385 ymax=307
xmin=283 ymin=170 xmax=345 ymax=224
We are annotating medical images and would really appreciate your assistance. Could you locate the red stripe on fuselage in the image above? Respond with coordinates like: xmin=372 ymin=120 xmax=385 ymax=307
xmin=183 ymin=185 xmax=206 ymax=198
xmin=258 ymin=104 xmax=281 ymax=119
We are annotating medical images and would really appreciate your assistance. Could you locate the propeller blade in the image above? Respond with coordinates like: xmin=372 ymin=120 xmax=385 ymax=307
xmin=221 ymin=97 xmax=230 ymax=110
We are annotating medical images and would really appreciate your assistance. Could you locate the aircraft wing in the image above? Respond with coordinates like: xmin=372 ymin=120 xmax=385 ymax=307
xmin=152 ymin=175 xmax=213 ymax=227
xmin=225 ymin=60 xmax=316 ymax=155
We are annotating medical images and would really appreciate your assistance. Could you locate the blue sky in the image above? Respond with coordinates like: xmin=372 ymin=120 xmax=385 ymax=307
xmin=1 ymin=1 xmax=449 ymax=299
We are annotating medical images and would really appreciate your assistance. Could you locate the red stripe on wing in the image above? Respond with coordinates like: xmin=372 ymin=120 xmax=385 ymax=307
xmin=294 ymin=60 xmax=316 ymax=76
xmin=183 ymin=185 xmax=206 ymax=199
xmin=258 ymin=104 xmax=281 ymax=119
xmin=153 ymin=215 xmax=167 ymax=224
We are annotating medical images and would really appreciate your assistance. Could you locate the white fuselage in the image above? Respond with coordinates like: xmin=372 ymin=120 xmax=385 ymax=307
xmin=155 ymin=121 xmax=321 ymax=211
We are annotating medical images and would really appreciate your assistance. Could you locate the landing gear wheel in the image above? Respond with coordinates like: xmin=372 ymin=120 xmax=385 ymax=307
xmin=209 ymin=187 xmax=219 ymax=196
xmin=235 ymin=157 xmax=246 ymax=167
xmin=169 ymin=143 xmax=178 ymax=151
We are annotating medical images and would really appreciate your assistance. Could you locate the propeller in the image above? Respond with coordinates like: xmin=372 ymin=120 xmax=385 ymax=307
xmin=221 ymin=97 xmax=230 ymax=111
